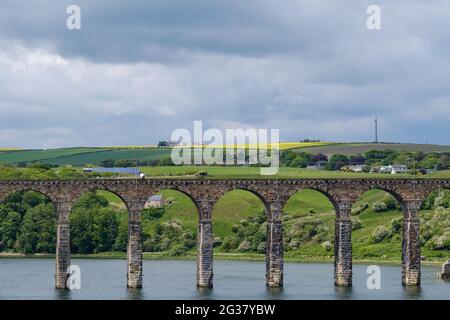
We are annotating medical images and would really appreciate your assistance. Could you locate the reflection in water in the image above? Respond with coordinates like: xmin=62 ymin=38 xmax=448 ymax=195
xmin=334 ymin=286 xmax=353 ymax=299
xmin=128 ymin=288 xmax=144 ymax=300
xmin=266 ymin=287 xmax=284 ymax=300
xmin=196 ymin=287 xmax=214 ymax=300
xmin=0 ymin=258 xmax=448 ymax=300
xmin=403 ymin=286 xmax=422 ymax=300
xmin=54 ymin=288 xmax=72 ymax=300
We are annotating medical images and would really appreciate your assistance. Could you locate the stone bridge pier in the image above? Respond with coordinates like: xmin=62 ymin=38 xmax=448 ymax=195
xmin=126 ymin=198 xmax=145 ymax=288
xmin=266 ymin=200 xmax=284 ymax=287
xmin=197 ymin=200 xmax=214 ymax=288
xmin=55 ymin=200 xmax=72 ymax=289
xmin=402 ymin=200 xmax=422 ymax=286
xmin=334 ymin=201 xmax=353 ymax=287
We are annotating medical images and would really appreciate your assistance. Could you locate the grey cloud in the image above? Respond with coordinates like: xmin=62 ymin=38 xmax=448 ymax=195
xmin=0 ymin=0 xmax=449 ymax=147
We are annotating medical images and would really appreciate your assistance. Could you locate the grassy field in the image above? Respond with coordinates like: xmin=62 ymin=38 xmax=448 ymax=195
xmin=0 ymin=142 xmax=329 ymax=166
xmin=0 ymin=148 xmax=107 ymax=164
xmin=138 ymin=165 xmax=450 ymax=179
xmin=0 ymin=147 xmax=174 ymax=166
xmin=46 ymin=149 xmax=173 ymax=166
xmin=192 ymin=142 xmax=330 ymax=150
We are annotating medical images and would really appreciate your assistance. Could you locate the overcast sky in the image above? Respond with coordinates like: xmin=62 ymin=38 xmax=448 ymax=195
xmin=0 ymin=0 xmax=449 ymax=148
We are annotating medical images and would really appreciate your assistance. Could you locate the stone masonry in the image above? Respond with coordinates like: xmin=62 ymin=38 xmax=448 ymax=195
xmin=437 ymin=259 xmax=450 ymax=280
xmin=0 ymin=178 xmax=448 ymax=289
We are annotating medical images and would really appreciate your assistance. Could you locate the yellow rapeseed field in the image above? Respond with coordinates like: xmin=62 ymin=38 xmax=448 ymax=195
xmin=173 ymin=142 xmax=330 ymax=150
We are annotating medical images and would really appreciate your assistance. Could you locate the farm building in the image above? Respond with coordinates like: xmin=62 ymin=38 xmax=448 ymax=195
xmin=370 ymin=165 xmax=409 ymax=174
xmin=83 ymin=167 xmax=141 ymax=176
xmin=389 ymin=165 xmax=409 ymax=174
xmin=342 ymin=164 xmax=368 ymax=172
xmin=144 ymin=195 xmax=165 ymax=208
xmin=306 ymin=161 xmax=327 ymax=170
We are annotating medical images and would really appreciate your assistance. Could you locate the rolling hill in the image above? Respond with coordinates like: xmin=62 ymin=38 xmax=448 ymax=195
xmin=1 ymin=142 xmax=449 ymax=167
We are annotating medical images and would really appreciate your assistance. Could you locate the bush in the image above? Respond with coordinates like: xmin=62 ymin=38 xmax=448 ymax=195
xmin=390 ymin=217 xmax=403 ymax=234
xmin=352 ymin=202 xmax=368 ymax=215
xmin=213 ymin=236 xmax=222 ymax=248
xmin=288 ymin=240 xmax=301 ymax=250
xmin=169 ymin=244 xmax=189 ymax=256
xmin=351 ymin=217 xmax=363 ymax=230
xmin=238 ymin=240 xmax=252 ymax=252
xmin=427 ymin=232 xmax=450 ymax=250
xmin=382 ymin=194 xmax=400 ymax=210
xmin=142 ymin=207 xmax=164 ymax=220
xmin=231 ymin=224 xmax=240 ymax=233
xmin=371 ymin=226 xmax=393 ymax=243
xmin=322 ymin=240 xmax=332 ymax=251
xmin=256 ymin=242 xmax=266 ymax=254
xmin=221 ymin=236 xmax=239 ymax=252
xmin=372 ymin=201 xmax=388 ymax=212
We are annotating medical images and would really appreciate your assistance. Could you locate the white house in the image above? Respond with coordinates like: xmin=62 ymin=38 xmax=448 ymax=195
xmin=389 ymin=165 xmax=409 ymax=174
xmin=372 ymin=165 xmax=409 ymax=174
xmin=379 ymin=166 xmax=392 ymax=173
xmin=144 ymin=195 xmax=165 ymax=208
xmin=347 ymin=165 xmax=368 ymax=172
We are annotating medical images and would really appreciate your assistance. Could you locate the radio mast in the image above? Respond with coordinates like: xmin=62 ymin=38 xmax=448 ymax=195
xmin=374 ymin=117 xmax=378 ymax=143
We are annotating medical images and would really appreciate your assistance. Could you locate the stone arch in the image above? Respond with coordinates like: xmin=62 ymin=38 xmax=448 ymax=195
xmin=351 ymin=186 xmax=405 ymax=221
xmin=72 ymin=187 xmax=132 ymax=213
xmin=158 ymin=186 xmax=202 ymax=218
xmin=1 ymin=188 xmax=58 ymax=212
xmin=284 ymin=186 xmax=340 ymax=216
xmin=369 ymin=185 xmax=405 ymax=210
xmin=0 ymin=188 xmax=61 ymax=285
xmin=215 ymin=187 xmax=271 ymax=218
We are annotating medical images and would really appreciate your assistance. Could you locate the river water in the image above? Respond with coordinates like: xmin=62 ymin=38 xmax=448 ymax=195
xmin=0 ymin=258 xmax=449 ymax=299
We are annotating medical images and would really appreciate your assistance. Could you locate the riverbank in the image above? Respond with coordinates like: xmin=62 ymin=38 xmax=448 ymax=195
xmin=0 ymin=252 xmax=446 ymax=266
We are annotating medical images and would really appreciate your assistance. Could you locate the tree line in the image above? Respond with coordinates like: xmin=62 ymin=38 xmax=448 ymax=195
xmin=0 ymin=190 xmax=194 ymax=255
xmin=280 ymin=149 xmax=450 ymax=171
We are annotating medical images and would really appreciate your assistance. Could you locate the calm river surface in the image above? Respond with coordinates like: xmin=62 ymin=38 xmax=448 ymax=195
xmin=0 ymin=258 xmax=449 ymax=299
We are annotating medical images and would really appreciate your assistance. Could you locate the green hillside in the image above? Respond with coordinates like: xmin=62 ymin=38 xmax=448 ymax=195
xmin=0 ymin=148 xmax=106 ymax=164
xmin=45 ymin=148 xmax=173 ymax=166
xmin=0 ymin=147 xmax=173 ymax=166
xmin=98 ymin=188 xmax=450 ymax=263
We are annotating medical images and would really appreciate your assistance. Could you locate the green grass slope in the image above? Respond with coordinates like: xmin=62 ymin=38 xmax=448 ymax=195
xmin=0 ymin=147 xmax=173 ymax=166
xmin=136 ymin=189 xmax=449 ymax=262
xmin=0 ymin=148 xmax=107 ymax=164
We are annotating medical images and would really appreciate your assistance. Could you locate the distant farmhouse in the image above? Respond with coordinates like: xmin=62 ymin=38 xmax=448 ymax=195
xmin=144 ymin=195 xmax=165 ymax=208
xmin=306 ymin=161 xmax=327 ymax=170
xmin=370 ymin=165 xmax=409 ymax=174
xmin=342 ymin=164 xmax=369 ymax=173
xmin=158 ymin=137 xmax=182 ymax=148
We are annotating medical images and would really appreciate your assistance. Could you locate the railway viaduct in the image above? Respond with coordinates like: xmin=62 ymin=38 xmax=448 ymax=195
xmin=1 ymin=178 xmax=448 ymax=289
